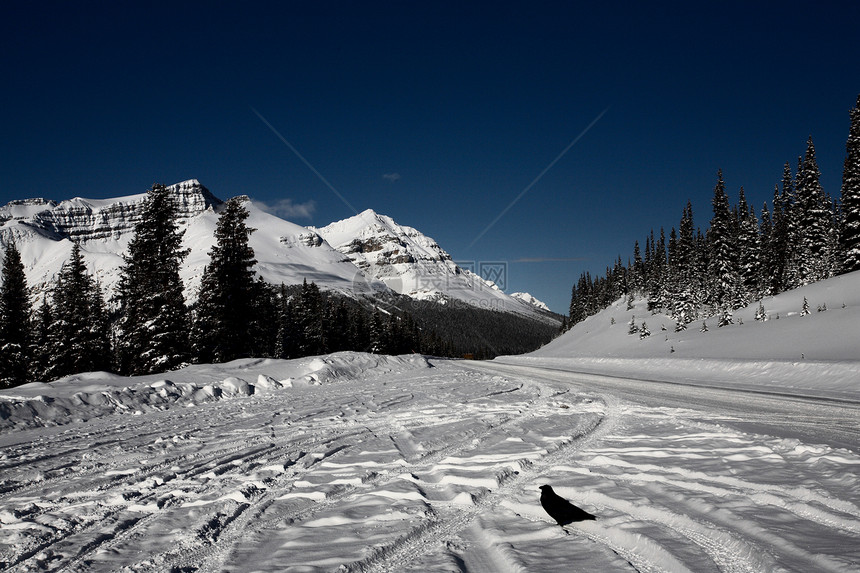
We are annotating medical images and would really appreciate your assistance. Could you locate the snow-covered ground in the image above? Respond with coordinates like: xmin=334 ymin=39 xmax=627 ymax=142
xmin=1 ymin=344 xmax=858 ymax=572
xmin=509 ymin=270 xmax=860 ymax=401
xmin=2 ymin=273 xmax=860 ymax=571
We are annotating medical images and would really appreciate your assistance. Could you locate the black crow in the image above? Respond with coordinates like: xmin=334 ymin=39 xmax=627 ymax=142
xmin=539 ymin=485 xmax=596 ymax=530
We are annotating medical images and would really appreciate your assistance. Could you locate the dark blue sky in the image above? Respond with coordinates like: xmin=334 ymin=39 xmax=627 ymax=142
xmin=3 ymin=1 xmax=859 ymax=312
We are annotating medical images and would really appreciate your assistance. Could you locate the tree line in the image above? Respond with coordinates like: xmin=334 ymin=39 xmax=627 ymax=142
xmin=567 ymin=95 xmax=860 ymax=331
xmin=0 ymin=188 xmax=557 ymax=388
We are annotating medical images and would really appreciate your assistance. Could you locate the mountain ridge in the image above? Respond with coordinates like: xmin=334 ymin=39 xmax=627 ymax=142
xmin=0 ymin=180 xmax=556 ymax=322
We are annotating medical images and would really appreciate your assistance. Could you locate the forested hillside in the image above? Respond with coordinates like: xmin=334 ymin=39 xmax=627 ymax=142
xmin=567 ymin=95 xmax=860 ymax=331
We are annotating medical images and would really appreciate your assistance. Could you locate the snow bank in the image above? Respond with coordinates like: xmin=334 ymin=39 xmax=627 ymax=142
xmin=513 ymin=271 xmax=860 ymax=398
xmin=0 ymin=352 xmax=430 ymax=431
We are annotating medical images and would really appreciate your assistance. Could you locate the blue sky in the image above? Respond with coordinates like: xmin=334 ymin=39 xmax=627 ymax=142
xmin=3 ymin=1 xmax=859 ymax=313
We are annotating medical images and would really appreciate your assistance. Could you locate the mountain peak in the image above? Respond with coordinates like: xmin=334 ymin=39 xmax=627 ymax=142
xmin=510 ymin=292 xmax=550 ymax=311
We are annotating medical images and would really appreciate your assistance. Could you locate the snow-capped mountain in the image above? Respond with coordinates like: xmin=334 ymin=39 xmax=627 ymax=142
xmin=510 ymin=292 xmax=550 ymax=311
xmin=313 ymin=209 xmax=548 ymax=317
xmin=0 ymin=180 xmax=380 ymax=301
xmin=0 ymin=181 xmax=552 ymax=321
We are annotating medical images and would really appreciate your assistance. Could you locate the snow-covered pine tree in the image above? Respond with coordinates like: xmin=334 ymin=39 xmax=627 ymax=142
xmin=755 ymin=301 xmax=767 ymax=322
xmin=717 ymin=304 xmax=734 ymax=327
xmin=0 ymin=242 xmax=32 ymax=388
xmin=801 ymin=296 xmax=810 ymax=316
xmin=45 ymin=243 xmax=112 ymax=380
xmin=829 ymin=198 xmax=844 ymax=275
xmin=841 ymin=95 xmax=860 ymax=272
xmin=795 ymin=138 xmax=833 ymax=283
xmin=709 ymin=170 xmax=739 ymax=321
xmin=369 ymin=308 xmax=386 ymax=353
xmin=665 ymin=227 xmax=680 ymax=318
xmin=737 ymin=188 xmax=762 ymax=304
xmin=647 ymin=229 xmax=668 ymax=312
xmin=568 ymin=282 xmax=583 ymax=325
xmin=677 ymin=201 xmax=699 ymax=306
xmin=628 ymin=316 xmax=638 ymax=335
xmin=759 ymin=201 xmax=774 ymax=296
xmin=775 ymin=163 xmax=800 ymax=290
xmin=631 ymin=240 xmax=644 ymax=293
xmin=694 ymin=228 xmax=710 ymax=299
xmin=639 ymin=321 xmax=650 ymax=339
xmin=31 ymin=298 xmax=52 ymax=382
xmin=192 ymin=197 xmax=259 ymax=363
xmin=116 ymin=183 xmax=191 ymax=375
xmin=89 ymin=281 xmax=111 ymax=369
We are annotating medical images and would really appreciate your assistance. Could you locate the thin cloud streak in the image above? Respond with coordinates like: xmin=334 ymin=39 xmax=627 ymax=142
xmin=253 ymin=198 xmax=317 ymax=220
xmin=467 ymin=107 xmax=610 ymax=250
xmin=251 ymin=107 xmax=358 ymax=214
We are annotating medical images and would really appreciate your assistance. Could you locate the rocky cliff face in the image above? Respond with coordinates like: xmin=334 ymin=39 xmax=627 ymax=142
xmin=309 ymin=209 xmax=551 ymax=321
xmin=312 ymin=210 xmax=467 ymax=301
xmin=1 ymin=180 xmax=222 ymax=242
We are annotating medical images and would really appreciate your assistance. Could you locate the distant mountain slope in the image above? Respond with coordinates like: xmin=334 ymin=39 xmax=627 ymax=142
xmin=313 ymin=209 xmax=552 ymax=320
xmin=0 ymin=181 xmax=558 ymax=325
xmin=510 ymin=292 xmax=550 ymax=311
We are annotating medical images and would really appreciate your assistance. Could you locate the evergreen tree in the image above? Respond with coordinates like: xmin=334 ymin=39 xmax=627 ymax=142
xmin=46 ymin=243 xmax=111 ymax=379
xmin=627 ymin=315 xmax=638 ymax=335
xmin=841 ymin=95 xmax=860 ymax=272
xmin=755 ymin=301 xmax=767 ymax=322
xmin=275 ymin=284 xmax=296 ymax=358
xmin=759 ymin=201 xmax=774 ymax=295
xmin=32 ymin=298 xmax=52 ymax=381
xmin=737 ymin=188 xmax=762 ymax=303
xmin=775 ymin=163 xmax=800 ymax=290
xmin=369 ymin=308 xmax=387 ymax=352
xmin=296 ymin=279 xmax=325 ymax=355
xmin=795 ymin=137 xmax=832 ymax=283
xmin=631 ymin=240 xmax=644 ymax=292
xmin=327 ymin=299 xmax=352 ymax=352
xmin=249 ymin=277 xmax=279 ymax=357
xmin=0 ymin=242 xmax=32 ymax=388
xmin=116 ymin=183 xmax=191 ymax=375
xmin=647 ymin=229 xmax=667 ymax=312
xmin=192 ymin=197 xmax=259 ymax=363
xmin=708 ymin=170 xmax=739 ymax=321
xmin=677 ymin=203 xmax=698 ymax=288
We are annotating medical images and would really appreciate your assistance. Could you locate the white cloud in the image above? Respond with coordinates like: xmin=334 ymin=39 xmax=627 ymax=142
xmin=382 ymin=172 xmax=401 ymax=182
xmin=253 ymin=198 xmax=316 ymax=220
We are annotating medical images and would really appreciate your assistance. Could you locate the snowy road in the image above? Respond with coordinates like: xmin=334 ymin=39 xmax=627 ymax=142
xmin=1 ymin=354 xmax=858 ymax=572
xmin=483 ymin=360 xmax=860 ymax=453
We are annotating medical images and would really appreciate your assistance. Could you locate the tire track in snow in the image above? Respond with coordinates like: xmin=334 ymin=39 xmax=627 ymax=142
xmin=2 ymin=391 xmax=385 ymax=573
xmin=543 ymin=408 xmax=860 ymax=573
xmin=170 ymin=376 xmax=564 ymax=572
xmin=63 ymin=427 xmax=376 ymax=573
xmin=62 ymin=378 xmax=442 ymax=572
xmin=334 ymin=387 xmax=615 ymax=573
